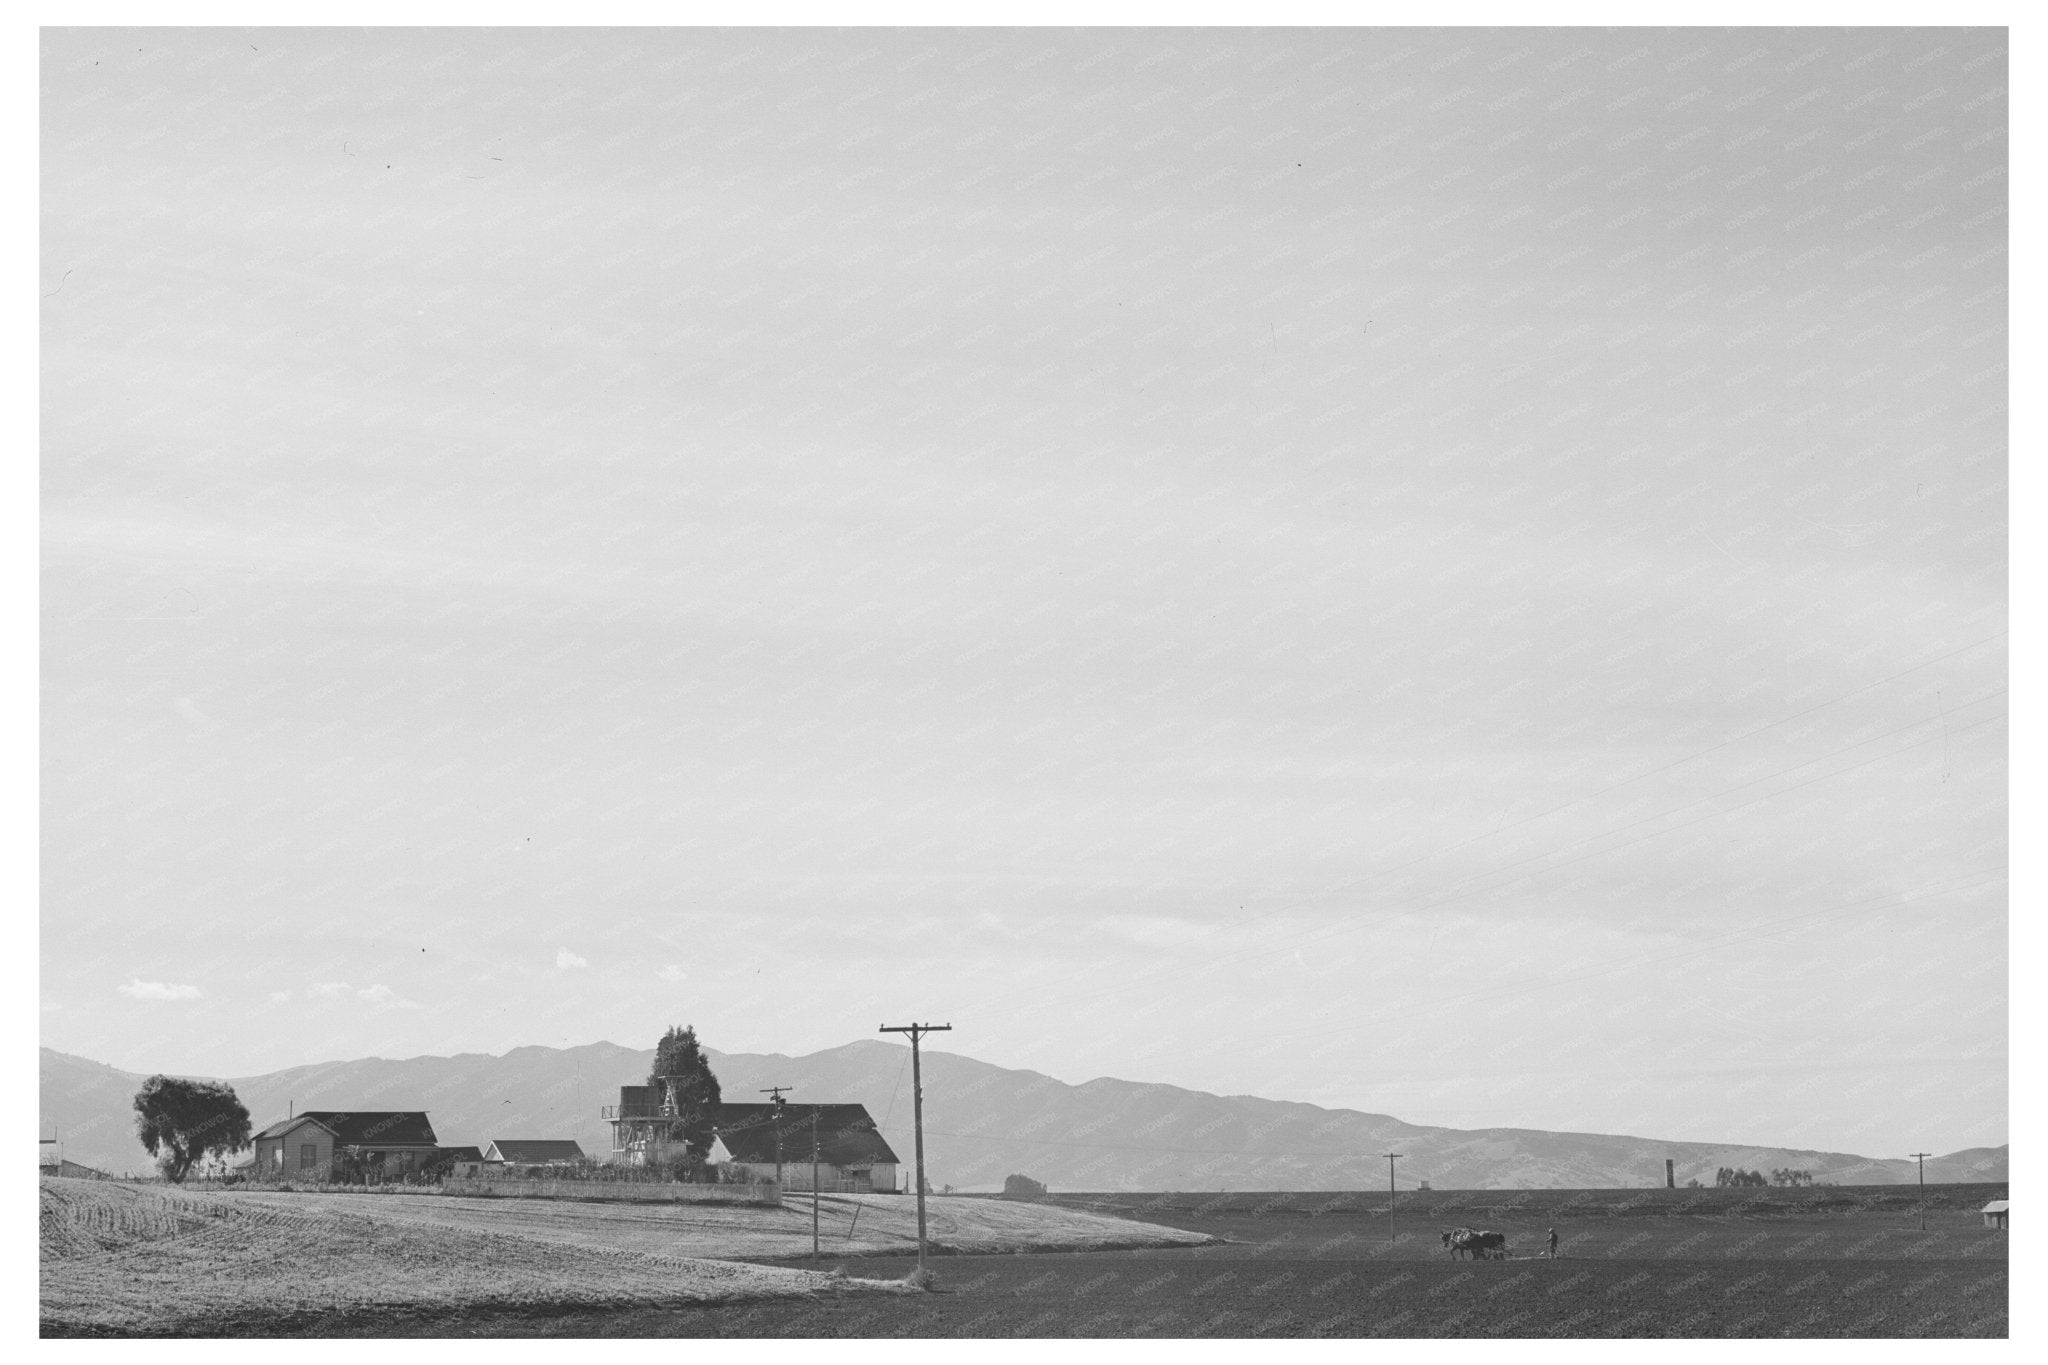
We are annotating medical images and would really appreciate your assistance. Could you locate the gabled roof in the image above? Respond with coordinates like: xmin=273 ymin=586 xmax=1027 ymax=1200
xmin=485 ymin=1139 xmax=586 ymax=1163
xmin=708 ymin=1103 xmax=899 ymax=1167
xmin=253 ymin=1112 xmax=438 ymax=1146
xmin=1982 ymin=1200 xmax=2010 ymax=1212
xmin=253 ymin=1114 xmax=327 ymax=1141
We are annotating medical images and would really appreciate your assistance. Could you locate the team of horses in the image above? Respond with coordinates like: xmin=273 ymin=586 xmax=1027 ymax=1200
xmin=1440 ymin=1227 xmax=1510 ymax=1260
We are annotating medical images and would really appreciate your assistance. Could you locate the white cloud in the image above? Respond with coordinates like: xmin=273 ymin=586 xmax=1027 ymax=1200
xmin=357 ymin=984 xmax=395 ymax=1003
xmin=118 ymin=979 xmax=201 ymax=1001
xmin=659 ymin=964 xmax=687 ymax=982
xmin=267 ymin=989 xmax=294 ymax=1004
xmin=556 ymin=949 xmax=589 ymax=970
xmin=309 ymin=981 xmax=353 ymax=998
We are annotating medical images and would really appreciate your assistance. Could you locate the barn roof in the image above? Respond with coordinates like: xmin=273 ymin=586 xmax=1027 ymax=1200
xmin=253 ymin=1112 xmax=439 ymax=1146
xmin=486 ymin=1139 xmax=586 ymax=1163
xmin=1982 ymin=1200 xmax=2010 ymax=1212
xmin=709 ymin=1103 xmax=900 ymax=1167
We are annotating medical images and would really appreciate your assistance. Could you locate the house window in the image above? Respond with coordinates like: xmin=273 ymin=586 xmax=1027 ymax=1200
xmin=299 ymin=1143 xmax=318 ymax=1169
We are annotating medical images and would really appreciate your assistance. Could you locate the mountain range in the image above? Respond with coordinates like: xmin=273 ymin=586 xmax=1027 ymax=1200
xmin=40 ymin=1040 xmax=2007 ymax=1192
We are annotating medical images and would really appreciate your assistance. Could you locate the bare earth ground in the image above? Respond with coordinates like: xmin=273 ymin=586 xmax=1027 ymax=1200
xmin=43 ymin=1180 xmax=2006 ymax=1337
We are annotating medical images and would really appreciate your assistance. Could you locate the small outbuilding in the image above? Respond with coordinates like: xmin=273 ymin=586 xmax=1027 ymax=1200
xmin=37 ymin=1148 xmax=108 ymax=1179
xmin=1981 ymin=1199 xmax=2008 ymax=1229
xmin=436 ymin=1146 xmax=486 ymax=1177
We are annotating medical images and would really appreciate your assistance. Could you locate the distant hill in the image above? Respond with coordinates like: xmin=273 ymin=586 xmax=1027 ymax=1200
xmin=39 ymin=1041 xmax=2007 ymax=1192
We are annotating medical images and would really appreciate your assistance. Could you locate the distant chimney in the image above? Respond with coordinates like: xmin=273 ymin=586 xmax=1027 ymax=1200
xmin=1666 ymin=1158 xmax=1675 ymax=1188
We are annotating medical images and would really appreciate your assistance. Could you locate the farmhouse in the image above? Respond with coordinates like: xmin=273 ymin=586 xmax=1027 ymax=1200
xmin=249 ymin=1111 xmax=439 ymax=1179
xmin=708 ymin=1103 xmax=901 ymax=1193
xmin=482 ymin=1139 xmax=586 ymax=1167
xmin=1981 ymin=1199 xmax=2008 ymax=1229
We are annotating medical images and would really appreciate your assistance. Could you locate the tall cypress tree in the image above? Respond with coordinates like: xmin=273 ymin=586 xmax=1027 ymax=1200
xmin=647 ymin=1024 xmax=723 ymax=1160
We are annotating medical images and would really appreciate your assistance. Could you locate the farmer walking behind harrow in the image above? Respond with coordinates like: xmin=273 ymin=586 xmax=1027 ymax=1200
xmin=1547 ymin=1228 xmax=1559 ymax=1259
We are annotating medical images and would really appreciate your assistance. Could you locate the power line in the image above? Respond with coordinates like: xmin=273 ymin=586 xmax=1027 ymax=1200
xmin=1158 ymin=700 xmax=2005 ymax=987
xmin=1385 ymin=703 xmax=2006 ymax=914
xmin=845 ymin=1050 xmax=911 ymax=1248
xmin=1274 ymin=867 xmax=2006 ymax=1044
xmin=891 ymin=867 xmax=1999 ymax=1083
xmin=958 ymin=637 xmax=2005 ymax=1025
xmin=918 ymin=1128 xmax=1397 ymax=1160
xmin=968 ymin=701 xmax=2006 ymax=1024
xmin=1465 ymin=633 xmax=2004 ymax=840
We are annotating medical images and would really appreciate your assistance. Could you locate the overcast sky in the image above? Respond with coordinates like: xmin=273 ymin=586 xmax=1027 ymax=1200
xmin=41 ymin=27 xmax=2006 ymax=1158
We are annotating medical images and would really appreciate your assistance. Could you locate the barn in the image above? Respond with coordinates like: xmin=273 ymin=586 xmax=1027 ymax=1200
xmin=1981 ymin=1199 xmax=2008 ymax=1229
xmin=707 ymin=1102 xmax=900 ymax=1193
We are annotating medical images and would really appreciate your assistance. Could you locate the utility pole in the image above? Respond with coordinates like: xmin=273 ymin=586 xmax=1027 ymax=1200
xmin=1910 ymin=1152 xmax=1932 ymax=1231
xmin=880 ymin=1021 xmax=951 ymax=1277
xmin=762 ymin=1086 xmax=791 ymax=1188
xmin=1380 ymin=1153 xmax=1403 ymax=1245
xmin=811 ymin=1106 xmax=822 ymax=1262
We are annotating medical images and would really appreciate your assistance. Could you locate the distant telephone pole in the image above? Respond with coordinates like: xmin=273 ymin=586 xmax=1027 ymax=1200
xmin=811 ymin=1106 xmax=822 ymax=1262
xmin=1909 ymin=1152 xmax=1932 ymax=1231
xmin=1380 ymin=1153 xmax=1404 ymax=1245
xmin=880 ymin=1021 xmax=951 ymax=1276
xmin=762 ymin=1086 xmax=791 ymax=1187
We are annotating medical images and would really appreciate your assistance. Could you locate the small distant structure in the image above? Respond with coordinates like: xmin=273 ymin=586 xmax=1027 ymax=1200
xmin=1981 ymin=1199 xmax=2009 ymax=1229
xmin=482 ymin=1139 xmax=586 ymax=1168
xmin=39 ymin=1137 xmax=107 ymax=1180
xmin=437 ymin=1146 xmax=486 ymax=1177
